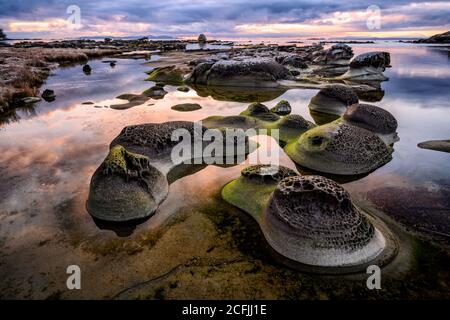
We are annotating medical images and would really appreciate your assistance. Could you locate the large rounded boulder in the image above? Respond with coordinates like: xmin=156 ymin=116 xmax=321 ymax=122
xmin=87 ymin=145 xmax=169 ymax=222
xmin=186 ymin=58 xmax=293 ymax=87
xmin=263 ymin=175 xmax=386 ymax=267
xmin=285 ymin=122 xmax=393 ymax=175
xmin=308 ymin=84 xmax=359 ymax=115
xmin=340 ymin=51 xmax=391 ymax=81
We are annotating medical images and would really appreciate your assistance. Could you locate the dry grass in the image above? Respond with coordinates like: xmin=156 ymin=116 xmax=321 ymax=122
xmin=0 ymin=47 xmax=120 ymax=109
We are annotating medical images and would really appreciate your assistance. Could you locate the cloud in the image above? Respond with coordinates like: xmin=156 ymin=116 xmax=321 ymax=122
xmin=0 ymin=0 xmax=448 ymax=38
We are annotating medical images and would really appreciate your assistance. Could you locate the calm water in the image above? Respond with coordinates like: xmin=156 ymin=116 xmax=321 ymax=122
xmin=0 ymin=42 xmax=449 ymax=298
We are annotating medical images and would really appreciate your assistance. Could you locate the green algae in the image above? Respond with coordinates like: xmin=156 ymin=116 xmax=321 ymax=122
xmin=145 ymin=66 xmax=184 ymax=85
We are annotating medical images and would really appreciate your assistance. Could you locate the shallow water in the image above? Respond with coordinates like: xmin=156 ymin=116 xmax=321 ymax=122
xmin=0 ymin=42 xmax=449 ymax=299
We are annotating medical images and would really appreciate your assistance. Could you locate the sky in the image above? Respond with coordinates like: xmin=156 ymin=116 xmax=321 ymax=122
xmin=0 ymin=0 xmax=449 ymax=40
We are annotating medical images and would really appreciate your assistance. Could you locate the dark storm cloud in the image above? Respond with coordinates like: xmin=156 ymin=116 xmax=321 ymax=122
xmin=0 ymin=0 xmax=449 ymax=36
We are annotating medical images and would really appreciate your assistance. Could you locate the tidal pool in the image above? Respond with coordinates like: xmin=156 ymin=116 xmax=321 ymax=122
xmin=0 ymin=43 xmax=449 ymax=299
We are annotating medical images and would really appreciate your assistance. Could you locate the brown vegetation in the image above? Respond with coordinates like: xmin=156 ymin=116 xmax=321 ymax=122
xmin=0 ymin=47 xmax=120 ymax=111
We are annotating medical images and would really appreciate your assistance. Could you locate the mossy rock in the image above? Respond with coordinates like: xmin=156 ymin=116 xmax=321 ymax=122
xmin=145 ymin=65 xmax=184 ymax=85
xmin=270 ymin=100 xmax=291 ymax=116
xmin=284 ymin=121 xmax=393 ymax=175
xmin=222 ymin=166 xmax=399 ymax=274
xmin=87 ymin=145 xmax=169 ymax=222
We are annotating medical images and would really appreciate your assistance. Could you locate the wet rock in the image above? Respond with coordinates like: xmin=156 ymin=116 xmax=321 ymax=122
xmin=171 ymin=103 xmax=202 ymax=112
xmin=340 ymin=52 xmax=390 ymax=81
xmin=82 ymin=64 xmax=92 ymax=74
xmin=146 ymin=65 xmax=184 ymax=85
xmin=241 ymin=164 xmax=297 ymax=182
xmin=278 ymin=114 xmax=314 ymax=130
xmin=87 ymin=145 xmax=169 ymax=222
xmin=41 ymin=89 xmax=55 ymax=102
xmin=198 ymin=33 xmax=207 ymax=44
xmin=186 ymin=58 xmax=293 ymax=87
xmin=418 ymin=140 xmax=450 ymax=153
xmin=177 ymin=86 xmax=190 ymax=92
xmin=270 ymin=100 xmax=291 ymax=116
xmin=285 ymin=122 xmax=392 ymax=175
xmin=110 ymin=121 xmax=207 ymax=159
xmin=142 ymin=85 xmax=168 ymax=99
xmin=240 ymin=102 xmax=280 ymax=121
xmin=81 ymin=101 xmax=94 ymax=105
xmin=282 ymin=55 xmax=308 ymax=69
xmin=264 ymin=175 xmax=385 ymax=267
xmin=308 ymin=84 xmax=358 ymax=115
xmin=343 ymin=103 xmax=398 ymax=135
xmin=221 ymin=167 xmax=398 ymax=272
xmin=313 ymin=44 xmax=354 ymax=65
xmin=21 ymin=97 xmax=41 ymax=104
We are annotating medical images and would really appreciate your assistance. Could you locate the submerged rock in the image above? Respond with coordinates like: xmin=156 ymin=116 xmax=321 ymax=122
xmin=340 ymin=52 xmax=390 ymax=81
xmin=142 ymin=85 xmax=168 ymax=99
xmin=270 ymin=100 xmax=292 ymax=116
xmin=171 ymin=103 xmax=202 ymax=112
xmin=177 ymin=86 xmax=190 ymax=92
xmin=308 ymin=84 xmax=359 ymax=115
xmin=87 ymin=145 xmax=169 ymax=222
xmin=186 ymin=58 xmax=293 ymax=87
xmin=418 ymin=140 xmax=450 ymax=153
xmin=285 ymin=122 xmax=392 ymax=175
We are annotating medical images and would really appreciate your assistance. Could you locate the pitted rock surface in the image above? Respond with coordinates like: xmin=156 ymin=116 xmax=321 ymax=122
xmin=343 ymin=103 xmax=398 ymax=134
xmin=111 ymin=121 xmax=207 ymax=157
xmin=270 ymin=100 xmax=292 ymax=115
xmin=242 ymin=102 xmax=280 ymax=121
xmin=279 ymin=114 xmax=314 ymax=129
xmin=241 ymin=165 xmax=297 ymax=182
xmin=294 ymin=122 xmax=392 ymax=174
xmin=267 ymin=175 xmax=375 ymax=251
xmin=319 ymin=84 xmax=359 ymax=105
xmin=350 ymin=52 xmax=390 ymax=69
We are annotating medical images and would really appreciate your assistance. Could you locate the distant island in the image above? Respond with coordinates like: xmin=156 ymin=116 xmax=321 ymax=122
xmin=409 ymin=31 xmax=450 ymax=43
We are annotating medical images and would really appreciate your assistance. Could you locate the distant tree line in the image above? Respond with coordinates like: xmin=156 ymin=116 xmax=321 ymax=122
xmin=0 ymin=29 xmax=6 ymax=40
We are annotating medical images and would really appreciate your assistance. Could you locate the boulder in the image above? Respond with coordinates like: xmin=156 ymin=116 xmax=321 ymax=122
xmin=343 ymin=103 xmax=398 ymax=135
xmin=186 ymin=58 xmax=293 ymax=87
xmin=285 ymin=122 xmax=393 ymax=175
xmin=308 ymin=84 xmax=358 ymax=115
xmin=270 ymin=100 xmax=292 ymax=116
xmin=87 ymin=145 xmax=169 ymax=222
xmin=340 ymin=52 xmax=390 ymax=81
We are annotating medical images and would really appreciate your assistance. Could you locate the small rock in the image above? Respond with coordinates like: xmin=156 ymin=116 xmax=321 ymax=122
xmin=41 ymin=89 xmax=56 ymax=102
xmin=177 ymin=86 xmax=190 ymax=92
xmin=21 ymin=97 xmax=42 ymax=104
xmin=171 ymin=103 xmax=202 ymax=112
xmin=83 ymin=64 xmax=92 ymax=74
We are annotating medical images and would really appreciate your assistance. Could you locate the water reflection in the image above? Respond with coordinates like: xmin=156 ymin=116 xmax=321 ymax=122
xmin=0 ymin=43 xmax=449 ymax=298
